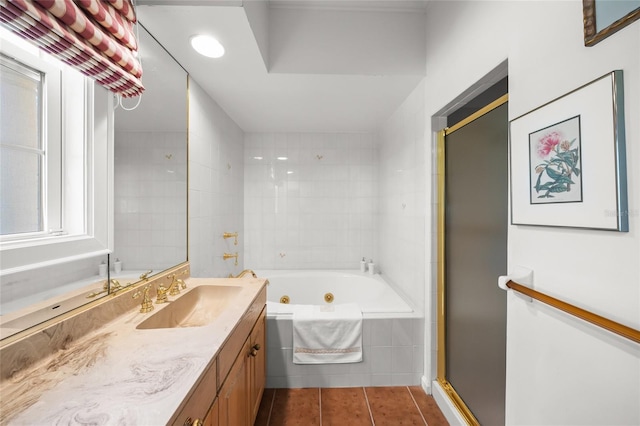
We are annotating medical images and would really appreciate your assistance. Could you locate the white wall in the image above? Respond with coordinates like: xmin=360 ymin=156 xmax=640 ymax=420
xmin=422 ymin=1 xmax=639 ymax=424
xmin=268 ymin=6 xmax=426 ymax=75
xmin=244 ymin=132 xmax=376 ymax=269
xmin=188 ymin=79 xmax=245 ymax=278
xmin=377 ymin=79 xmax=427 ymax=313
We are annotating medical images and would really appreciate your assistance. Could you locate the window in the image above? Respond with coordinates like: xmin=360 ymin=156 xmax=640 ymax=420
xmin=0 ymin=52 xmax=62 ymax=238
xmin=0 ymin=28 xmax=112 ymax=274
xmin=0 ymin=56 xmax=43 ymax=235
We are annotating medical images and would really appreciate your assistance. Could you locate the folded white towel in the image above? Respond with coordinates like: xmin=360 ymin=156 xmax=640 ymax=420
xmin=292 ymin=303 xmax=363 ymax=364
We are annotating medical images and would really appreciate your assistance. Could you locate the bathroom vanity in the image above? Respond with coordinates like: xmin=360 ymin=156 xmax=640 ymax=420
xmin=0 ymin=266 xmax=267 ymax=426
xmin=172 ymin=281 xmax=266 ymax=426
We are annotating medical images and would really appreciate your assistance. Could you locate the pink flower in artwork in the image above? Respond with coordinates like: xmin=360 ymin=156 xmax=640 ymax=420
xmin=537 ymin=131 xmax=561 ymax=158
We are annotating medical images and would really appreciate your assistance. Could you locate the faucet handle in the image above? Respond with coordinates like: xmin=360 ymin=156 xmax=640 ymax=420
xmin=155 ymin=282 xmax=169 ymax=304
xmin=223 ymin=232 xmax=238 ymax=245
xmin=110 ymin=279 xmax=122 ymax=292
xmin=132 ymin=284 xmax=154 ymax=313
xmin=167 ymin=274 xmax=182 ymax=296
xmin=139 ymin=270 xmax=153 ymax=281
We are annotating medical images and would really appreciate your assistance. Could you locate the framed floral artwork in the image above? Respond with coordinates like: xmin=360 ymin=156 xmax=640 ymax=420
xmin=510 ymin=70 xmax=628 ymax=231
xmin=529 ymin=115 xmax=583 ymax=204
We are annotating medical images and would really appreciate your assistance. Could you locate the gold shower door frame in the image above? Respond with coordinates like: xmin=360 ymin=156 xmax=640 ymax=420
xmin=436 ymin=94 xmax=509 ymax=425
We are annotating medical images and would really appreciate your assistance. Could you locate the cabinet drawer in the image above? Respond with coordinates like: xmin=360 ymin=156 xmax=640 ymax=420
xmin=217 ymin=286 xmax=266 ymax=387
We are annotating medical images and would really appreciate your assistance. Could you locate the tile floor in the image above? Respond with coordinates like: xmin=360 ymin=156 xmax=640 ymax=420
xmin=254 ymin=386 xmax=449 ymax=426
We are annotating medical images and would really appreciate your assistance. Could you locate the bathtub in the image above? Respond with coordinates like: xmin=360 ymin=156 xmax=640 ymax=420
xmin=261 ymin=270 xmax=415 ymax=317
xmin=255 ymin=270 xmax=424 ymax=388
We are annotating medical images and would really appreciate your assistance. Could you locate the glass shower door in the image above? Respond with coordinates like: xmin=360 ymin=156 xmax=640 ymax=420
xmin=437 ymin=98 xmax=509 ymax=425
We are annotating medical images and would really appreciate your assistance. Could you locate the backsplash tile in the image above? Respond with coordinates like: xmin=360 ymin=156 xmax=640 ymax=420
xmin=114 ymin=131 xmax=187 ymax=272
xmin=244 ymin=132 xmax=377 ymax=270
xmin=188 ymin=80 xmax=244 ymax=278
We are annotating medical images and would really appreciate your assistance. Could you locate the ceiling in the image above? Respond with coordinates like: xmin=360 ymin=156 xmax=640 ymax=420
xmin=136 ymin=1 xmax=427 ymax=133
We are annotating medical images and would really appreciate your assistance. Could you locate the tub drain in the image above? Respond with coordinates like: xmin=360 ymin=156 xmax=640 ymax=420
xmin=324 ymin=292 xmax=334 ymax=303
xmin=280 ymin=295 xmax=290 ymax=304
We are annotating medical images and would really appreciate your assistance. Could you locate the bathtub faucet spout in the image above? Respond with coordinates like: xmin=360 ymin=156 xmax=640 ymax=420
xmin=228 ymin=269 xmax=257 ymax=279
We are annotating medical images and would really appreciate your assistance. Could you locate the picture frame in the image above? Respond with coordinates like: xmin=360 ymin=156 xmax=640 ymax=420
xmin=583 ymin=0 xmax=640 ymax=46
xmin=509 ymin=70 xmax=628 ymax=231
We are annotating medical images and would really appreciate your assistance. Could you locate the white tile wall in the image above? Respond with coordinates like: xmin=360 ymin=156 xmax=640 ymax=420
xmin=114 ymin=132 xmax=187 ymax=272
xmin=266 ymin=317 xmax=423 ymax=388
xmin=244 ymin=132 xmax=377 ymax=269
xmin=376 ymin=80 xmax=427 ymax=313
xmin=188 ymin=80 xmax=245 ymax=277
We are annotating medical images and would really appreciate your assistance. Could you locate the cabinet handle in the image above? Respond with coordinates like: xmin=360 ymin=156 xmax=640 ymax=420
xmin=249 ymin=343 xmax=261 ymax=357
xmin=184 ymin=417 xmax=203 ymax=426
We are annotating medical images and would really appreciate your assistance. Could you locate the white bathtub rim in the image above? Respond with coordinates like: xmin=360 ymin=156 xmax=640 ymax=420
xmin=258 ymin=269 xmax=423 ymax=319
xmin=266 ymin=303 xmax=423 ymax=320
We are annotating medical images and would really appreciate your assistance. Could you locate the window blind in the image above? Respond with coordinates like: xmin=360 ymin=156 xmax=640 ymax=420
xmin=0 ymin=0 xmax=144 ymax=97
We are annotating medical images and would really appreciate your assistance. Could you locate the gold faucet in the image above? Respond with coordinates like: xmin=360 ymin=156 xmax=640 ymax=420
xmin=223 ymin=252 xmax=239 ymax=266
xmin=132 ymin=284 xmax=154 ymax=313
xmin=223 ymin=232 xmax=238 ymax=245
xmin=86 ymin=279 xmax=125 ymax=298
xmin=110 ymin=279 xmax=122 ymax=292
xmin=86 ymin=280 xmax=109 ymax=298
xmin=156 ymin=274 xmax=187 ymax=303
xmin=139 ymin=270 xmax=153 ymax=281
xmin=228 ymin=269 xmax=257 ymax=279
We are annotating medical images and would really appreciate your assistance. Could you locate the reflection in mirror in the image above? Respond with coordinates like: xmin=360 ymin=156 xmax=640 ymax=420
xmin=0 ymin=23 xmax=188 ymax=341
xmin=113 ymin=23 xmax=188 ymax=284
xmin=0 ymin=256 xmax=110 ymax=340
xmin=0 ymin=27 xmax=112 ymax=340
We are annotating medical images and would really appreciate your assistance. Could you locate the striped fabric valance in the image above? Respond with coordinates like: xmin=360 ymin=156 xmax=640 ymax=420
xmin=0 ymin=0 xmax=144 ymax=97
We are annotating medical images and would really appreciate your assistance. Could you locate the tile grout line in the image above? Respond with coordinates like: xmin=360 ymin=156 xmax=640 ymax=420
xmin=319 ymin=388 xmax=323 ymax=426
xmin=362 ymin=387 xmax=376 ymax=426
xmin=406 ymin=386 xmax=428 ymax=426
xmin=265 ymin=388 xmax=276 ymax=426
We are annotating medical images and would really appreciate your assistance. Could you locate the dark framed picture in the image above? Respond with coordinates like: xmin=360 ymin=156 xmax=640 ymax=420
xmin=583 ymin=0 xmax=640 ymax=46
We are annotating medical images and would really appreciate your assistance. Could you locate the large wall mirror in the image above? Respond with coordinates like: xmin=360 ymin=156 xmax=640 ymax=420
xmin=0 ymin=24 xmax=188 ymax=341
xmin=113 ymin=24 xmax=188 ymax=279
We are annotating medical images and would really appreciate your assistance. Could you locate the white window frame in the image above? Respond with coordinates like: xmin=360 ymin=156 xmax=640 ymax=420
xmin=1 ymin=44 xmax=62 ymax=240
xmin=0 ymin=29 xmax=113 ymax=275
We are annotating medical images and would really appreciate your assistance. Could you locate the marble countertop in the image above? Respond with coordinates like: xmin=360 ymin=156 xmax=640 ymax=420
xmin=0 ymin=276 xmax=267 ymax=425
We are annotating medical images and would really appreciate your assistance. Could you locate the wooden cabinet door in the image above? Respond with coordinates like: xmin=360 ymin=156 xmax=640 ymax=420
xmin=249 ymin=309 xmax=266 ymax=422
xmin=171 ymin=359 xmax=217 ymax=426
xmin=218 ymin=339 xmax=250 ymax=426
xmin=203 ymin=397 xmax=219 ymax=426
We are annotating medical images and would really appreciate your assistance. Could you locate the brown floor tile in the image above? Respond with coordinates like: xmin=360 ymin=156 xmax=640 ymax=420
xmin=254 ymin=388 xmax=275 ymax=426
xmin=321 ymin=387 xmax=373 ymax=426
xmin=268 ymin=388 xmax=321 ymax=426
xmin=365 ymin=387 xmax=426 ymax=426
xmin=408 ymin=386 xmax=449 ymax=426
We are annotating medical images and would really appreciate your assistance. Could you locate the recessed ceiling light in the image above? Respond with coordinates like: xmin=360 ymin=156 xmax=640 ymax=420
xmin=190 ymin=35 xmax=225 ymax=58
